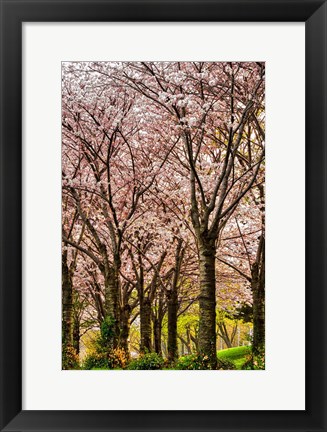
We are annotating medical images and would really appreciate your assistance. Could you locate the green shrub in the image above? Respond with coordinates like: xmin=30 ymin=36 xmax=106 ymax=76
xmin=82 ymin=350 xmax=108 ymax=370
xmin=175 ymin=354 xmax=210 ymax=370
xmin=127 ymin=352 xmax=164 ymax=370
xmin=83 ymin=346 xmax=129 ymax=370
xmin=101 ymin=315 xmax=116 ymax=346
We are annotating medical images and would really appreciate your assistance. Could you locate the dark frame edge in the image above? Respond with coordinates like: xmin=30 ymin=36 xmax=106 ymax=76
xmin=305 ymin=1 xmax=327 ymax=431
xmin=0 ymin=0 xmax=23 ymax=430
xmin=0 ymin=0 xmax=326 ymax=431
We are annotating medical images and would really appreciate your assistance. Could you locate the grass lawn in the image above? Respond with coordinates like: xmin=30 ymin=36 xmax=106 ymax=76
xmin=217 ymin=345 xmax=251 ymax=369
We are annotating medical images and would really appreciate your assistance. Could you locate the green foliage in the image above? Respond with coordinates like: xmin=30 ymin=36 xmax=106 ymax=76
xmin=62 ymin=345 xmax=79 ymax=370
xmin=175 ymin=354 xmax=211 ymax=370
xmin=82 ymin=316 xmax=126 ymax=370
xmin=176 ymin=305 xmax=199 ymax=337
xmin=127 ymin=352 xmax=164 ymax=370
xmin=82 ymin=334 xmax=108 ymax=369
xmin=82 ymin=332 xmax=128 ymax=370
xmin=217 ymin=345 xmax=251 ymax=369
xmin=101 ymin=315 xmax=116 ymax=345
xmin=242 ymin=347 xmax=265 ymax=370
xmin=82 ymin=350 xmax=108 ymax=370
xmin=177 ymin=304 xmax=199 ymax=329
xmin=175 ymin=353 xmax=235 ymax=370
xmin=175 ymin=353 xmax=212 ymax=370
xmin=83 ymin=348 xmax=128 ymax=370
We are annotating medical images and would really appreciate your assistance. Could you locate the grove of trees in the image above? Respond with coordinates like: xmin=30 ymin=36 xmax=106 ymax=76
xmin=62 ymin=61 xmax=265 ymax=370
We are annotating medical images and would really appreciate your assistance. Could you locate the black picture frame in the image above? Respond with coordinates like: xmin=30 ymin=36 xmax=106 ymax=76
xmin=0 ymin=0 xmax=326 ymax=431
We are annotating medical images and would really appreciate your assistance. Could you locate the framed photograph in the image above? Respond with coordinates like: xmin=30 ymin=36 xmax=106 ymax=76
xmin=0 ymin=0 xmax=326 ymax=431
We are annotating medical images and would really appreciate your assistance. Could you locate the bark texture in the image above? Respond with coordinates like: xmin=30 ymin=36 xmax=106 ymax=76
xmin=252 ymin=235 xmax=265 ymax=353
xmin=104 ymin=264 xmax=120 ymax=348
xmin=72 ymin=318 xmax=80 ymax=355
xmin=167 ymin=290 xmax=178 ymax=362
xmin=140 ymin=299 xmax=152 ymax=353
xmin=153 ymin=316 xmax=162 ymax=355
xmin=62 ymin=251 xmax=73 ymax=348
xmin=120 ymin=304 xmax=131 ymax=354
xmin=198 ymin=238 xmax=217 ymax=368
xmin=167 ymin=238 xmax=184 ymax=363
xmin=153 ymin=293 xmax=164 ymax=356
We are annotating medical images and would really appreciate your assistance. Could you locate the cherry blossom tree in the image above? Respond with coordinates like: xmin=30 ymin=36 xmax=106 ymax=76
xmin=61 ymin=61 xmax=265 ymax=369
xmin=103 ymin=61 xmax=265 ymax=367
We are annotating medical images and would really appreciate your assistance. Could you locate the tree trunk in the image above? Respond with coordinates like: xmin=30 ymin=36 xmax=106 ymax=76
xmin=72 ymin=318 xmax=80 ymax=355
xmin=198 ymin=238 xmax=217 ymax=368
xmin=167 ymin=237 xmax=184 ymax=363
xmin=252 ymin=236 xmax=265 ymax=354
xmin=186 ymin=326 xmax=193 ymax=354
xmin=120 ymin=304 xmax=131 ymax=355
xmin=178 ymin=334 xmax=192 ymax=355
xmin=104 ymin=265 xmax=120 ymax=348
xmin=140 ymin=298 xmax=152 ymax=353
xmin=161 ymin=339 xmax=168 ymax=358
xmin=167 ymin=290 xmax=178 ymax=363
xmin=190 ymin=328 xmax=199 ymax=352
xmin=217 ymin=321 xmax=237 ymax=348
xmin=153 ymin=291 xmax=164 ymax=356
xmin=153 ymin=316 xmax=162 ymax=355
xmin=62 ymin=251 xmax=73 ymax=348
